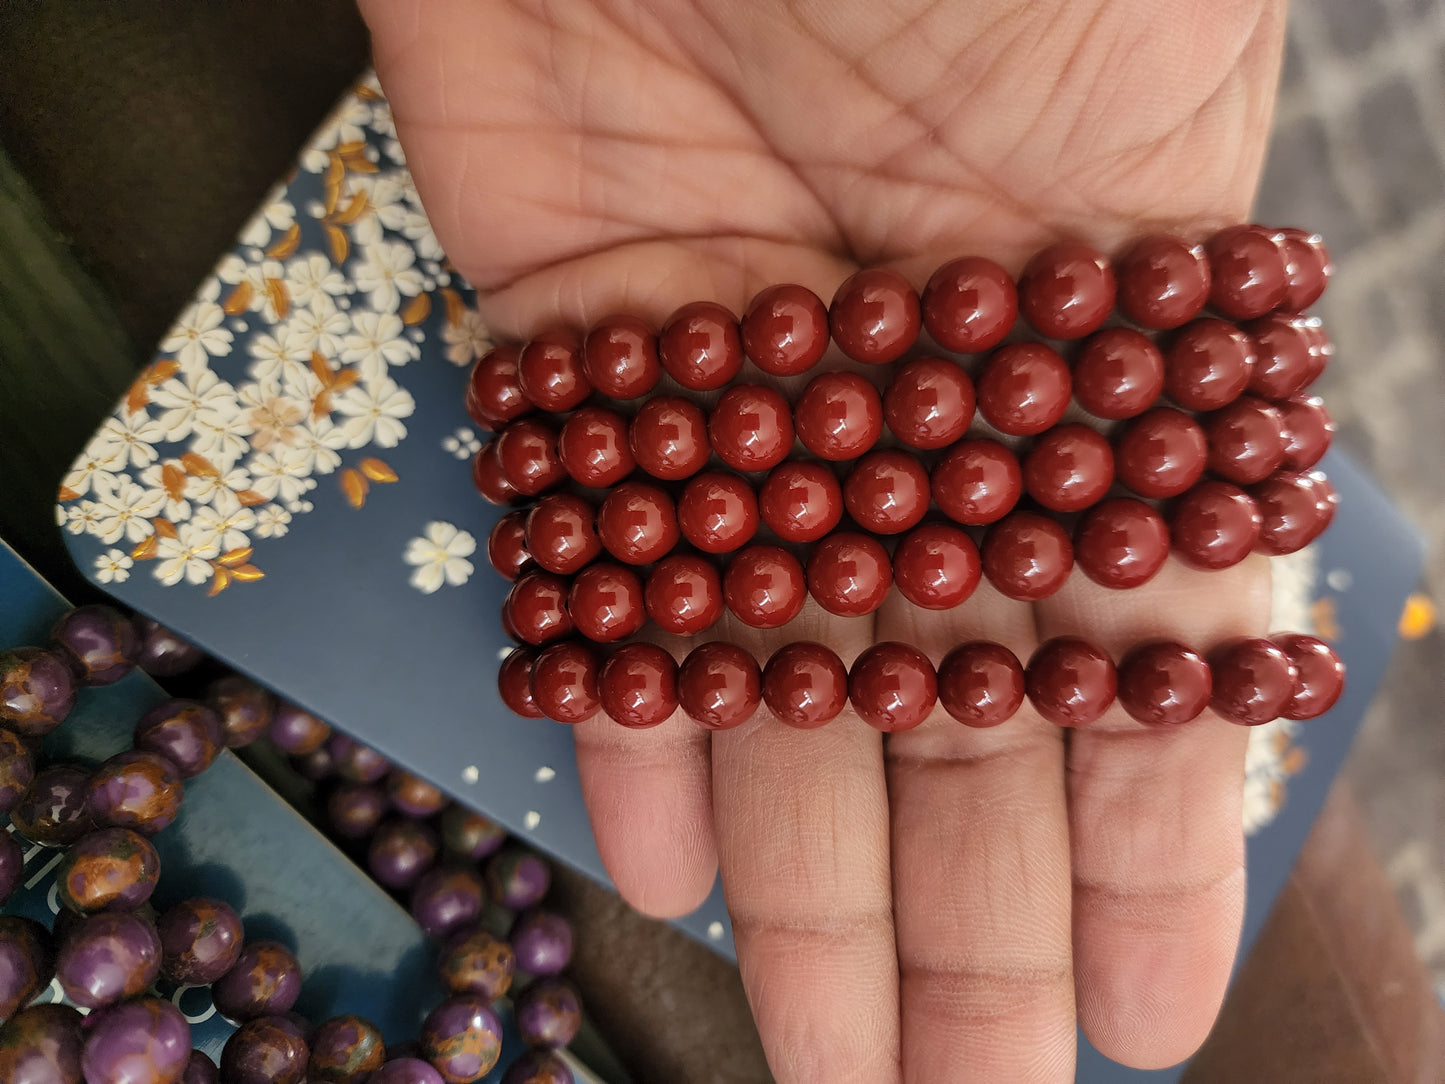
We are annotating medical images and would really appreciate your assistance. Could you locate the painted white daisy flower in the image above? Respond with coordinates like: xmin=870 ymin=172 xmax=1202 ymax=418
xmin=354 ymin=241 xmax=424 ymax=314
xmin=335 ymin=376 xmax=415 ymax=449
xmin=94 ymin=550 xmax=134 ymax=585
xmin=188 ymin=465 xmax=254 ymax=517
xmin=284 ymin=294 xmax=350 ymax=359
xmin=137 ymin=461 xmax=206 ymax=524
xmin=192 ymin=504 xmax=257 ymax=555
xmin=161 ymin=298 xmax=233 ymax=371
xmin=64 ymin=501 xmax=102 ymax=537
xmin=253 ymin=506 xmax=292 ymax=539
xmin=248 ymin=326 xmax=311 ymax=385
xmin=149 ymin=368 xmax=238 ymax=443
xmin=342 ymin=311 xmax=419 ymax=381
xmin=295 ymin=415 xmax=350 ymax=476
xmin=62 ymin=436 xmax=128 ymax=498
xmin=188 ymin=412 xmax=254 ymax=472
xmin=154 ymin=522 xmax=222 ymax=586
xmin=441 ymin=309 xmax=491 ymax=367
xmin=285 ymin=254 xmax=347 ymax=308
xmin=404 ymin=521 xmax=476 ymax=594
xmin=246 ymin=447 xmax=314 ymax=505
xmin=239 ymin=187 xmax=296 ymax=249
xmin=97 ymin=413 xmax=167 ymax=471
xmin=92 ymin=478 xmax=165 ymax=545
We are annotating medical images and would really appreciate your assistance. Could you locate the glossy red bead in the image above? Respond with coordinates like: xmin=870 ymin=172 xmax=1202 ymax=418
xmin=1116 ymin=641 xmax=1212 ymax=726
xmin=677 ymin=472 xmax=760 ymax=554
xmin=524 ymin=495 xmax=601 ymax=576
xmin=597 ymin=482 xmax=679 ymax=565
xmin=530 ymin=642 xmax=601 ymax=724
xmin=762 ymin=642 xmax=849 ymax=729
xmin=709 ymin=384 xmax=794 ymax=472
xmin=740 ymin=284 xmax=829 ymax=376
xmin=794 ymin=372 xmax=883 ymax=461
xmin=1025 ymin=637 xmax=1117 ymax=727
xmin=659 ymin=301 xmax=743 ymax=390
xmin=883 ymin=357 xmax=976 ymax=449
xmin=932 ymin=438 xmax=1022 ymax=525
xmin=1018 ymin=241 xmax=1115 ymax=339
xmin=557 ymin=406 xmax=634 ymax=488
xmin=1074 ymin=498 xmax=1170 ymax=590
xmin=504 ymin=571 xmax=574 ymax=646
xmin=1206 ymin=225 xmax=1289 ymax=320
xmin=805 ymin=532 xmax=892 ymax=617
xmin=582 ymin=315 xmax=661 ymax=400
xmin=723 ymin=545 xmax=806 ymax=629
xmin=1115 ymin=234 xmax=1211 ymax=329
xmin=981 ymin=512 xmax=1073 ymax=601
xmin=1274 ymin=228 xmax=1332 ymax=312
xmin=976 ymin=342 xmax=1071 ymax=436
xmin=1165 ymin=319 xmax=1256 ymax=411
xmin=598 ymin=643 xmax=678 ymax=729
xmin=892 ymin=523 xmax=980 ymax=609
xmin=849 ymin=643 xmax=937 ymax=732
xmin=1276 ymin=395 xmax=1335 ymax=471
xmin=1022 ymin=424 xmax=1114 ymax=513
xmin=1209 ymin=637 xmax=1297 ymax=725
xmin=1273 ymin=633 xmax=1345 ymax=720
xmin=758 ymin=461 xmax=843 ymax=543
xmin=629 ymin=396 xmax=710 ymax=481
xmin=1246 ymin=314 xmax=1321 ymax=399
xmin=829 ymin=268 xmax=920 ymax=364
xmin=1170 ymin=480 xmax=1263 ymax=570
xmin=497 ymin=649 xmax=543 ymax=719
xmin=566 ymin=563 xmax=646 ymax=643
xmin=1114 ymin=407 xmax=1208 ymax=498
xmin=938 ymin=642 xmax=1026 ymax=728
xmin=921 ymin=256 xmax=1017 ymax=352
xmin=496 ymin=418 xmax=566 ymax=496
xmin=472 ymin=440 xmax=520 ymax=505
xmin=1205 ymin=396 xmax=1287 ymax=485
xmin=644 ymin=555 xmax=724 ymax=636
xmin=1310 ymin=471 xmax=1340 ymax=534
xmin=1072 ymin=328 xmax=1166 ymax=420
xmin=487 ymin=510 xmax=532 ymax=581
xmin=518 ymin=335 xmax=590 ymax=412
xmin=677 ymin=642 xmax=761 ymax=730
xmin=844 ymin=450 xmax=931 ymax=535
xmin=466 ymin=344 xmax=530 ymax=429
xmin=1252 ymin=471 xmax=1332 ymax=555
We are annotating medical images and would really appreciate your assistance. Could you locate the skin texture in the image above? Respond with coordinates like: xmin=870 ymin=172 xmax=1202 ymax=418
xmin=362 ymin=2 xmax=1286 ymax=1079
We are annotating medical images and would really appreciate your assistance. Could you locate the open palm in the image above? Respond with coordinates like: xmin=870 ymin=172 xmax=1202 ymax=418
xmin=364 ymin=2 xmax=1287 ymax=1078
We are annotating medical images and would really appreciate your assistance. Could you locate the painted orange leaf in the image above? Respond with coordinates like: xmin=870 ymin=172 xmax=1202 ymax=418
xmin=401 ymin=293 xmax=431 ymax=326
xmin=324 ymin=154 xmax=345 ymax=214
xmin=160 ymin=465 xmax=188 ymax=501
xmin=131 ymin=536 xmax=159 ymax=561
xmin=264 ymin=278 xmax=290 ymax=320
xmin=359 ymin=458 xmax=398 ymax=483
xmin=1282 ymin=746 xmax=1308 ymax=774
xmin=219 ymin=547 xmax=254 ymax=567
xmin=236 ymin=490 xmax=268 ymax=507
xmin=341 ymin=469 xmax=368 ymax=509
xmin=125 ymin=383 xmax=151 ymax=415
xmin=310 ymin=352 xmax=333 ymax=383
xmin=440 ymin=287 xmax=465 ymax=328
xmin=57 ymin=485 xmax=80 ymax=502
xmin=181 ymin=452 xmax=220 ymax=479
xmin=152 ymin=518 xmax=178 ymax=540
xmin=208 ymin=568 xmax=231 ymax=597
xmin=329 ymin=193 xmax=370 ymax=226
xmin=222 ymin=281 xmax=255 ymax=315
xmin=230 ymin=564 xmax=265 ymax=583
xmin=325 ymin=225 xmax=349 ymax=265
xmin=145 ymin=360 xmax=181 ymax=385
xmin=356 ymin=82 xmax=383 ymax=101
xmin=266 ymin=223 xmax=302 ymax=260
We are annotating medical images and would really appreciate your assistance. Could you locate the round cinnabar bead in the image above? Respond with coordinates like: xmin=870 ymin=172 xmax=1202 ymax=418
xmin=505 ymin=571 xmax=574 ymax=646
xmin=829 ymin=268 xmax=921 ymax=364
xmin=596 ymin=482 xmax=679 ymax=564
xmin=921 ymin=256 xmax=1017 ymax=353
xmin=805 ymin=532 xmax=893 ymax=617
xmin=976 ymin=342 xmax=1071 ymax=436
xmin=659 ymin=301 xmax=743 ymax=390
xmin=678 ymin=472 xmax=760 ymax=554
xmin=1074 ymin=498 xmax=1170 ymax=590
xmin=1273 ymin=633 xmax=1345 ymax=720
xmin=629 ymin=396 xmax=711 ymax=481
xmin=981 ymin=512 xmax=1074 ymax=601
xmin=762 ymin=642 xmax=849 ymax=729
xmin=724 ymin=545 xmax=806 ymax=629
xmin=557 ymin=406 xmax=634 ymax=488
xmin=709 ymin=384 xmax=793 ymax=472
xmin=1274 ymin=227 xmax=1332 ymax=312
xmin=932 ymin=438 xmax=1022 ymax=525
xmin=849 ymin=643 xmax=938 ymax=732
xmin=1116 ymin=641 xmax=1212 ymax=726
xmin=567 ymin=563 xmax=646 ymax=643
xmin=1170 ymin=480 xmax=1263 ymax=570
xmin=794 ymin=372 xmax=884 ymax=461
xmin=1247 ymin=313 xmax=1322 ymax=399
xmin=1022 ymin=424 xmax=1115 ymax=513
xmin=758 ymin=461 xmax=843 ymax=543
xmin=583 ymin=315 xmax=660 ymax=400
xmin=677 ymin=642 xmax=761 ymax=730
xmin=1209 ymin=637 xmax=1297 ymax=725
xmin=1072 ymin=328 xmax=1166 ymax=420
xmin=598 ymin=643 xmax=678 ymax=729
xmin=518 ymin=335 xmax=590 ymax=412
xmin=1207 ymin=225 xmax=1289 ymax=320
xmin=1026 ymin=638 xmax=1117 ymax=727
xmin=844 ymin=450 xmax=931 ymax=535
xmin=1205 ymin=396 xmax=1287 ymax=485
xmin=472 ymin=440 xmax=520 ymax=505
xmin=892 ymin=523 xmax=981 ymax=610
xmin=467 ymin=344 xmax=530 ymax=429
xmin=487 ymin=510 xmax=532 ymax=581
xmin=644 ymin=555 xmax=724 ymax=636
xmin=938 ymin=642 xmax=1026 ymax=728
xmin=883 ymin=357 xmax=976 ymax=449
xmin=499 ymin=650 xmax=544 ymax=717
xmin=525 ymin=495 xmax=601 ymax=576
xmin=1114 ymin=234 xmax=1211 ymax=329
xmin=1165 ymin=319 xmax=1256 ymax=412
xmin=530 ymin=642 xmax=601 ymax=724
xmin=1276 ymin=395 xmax=1335 ymax=471
xmin=1018 ymin=241 xmax=1115 ymax=339
xmin=741 ymin=284 xmax=830 ymax=376
xmin=1114 ymin=407 xmax=1208 ymax=499
xmin=1252 ymin=471 xmax=1332 ymax=555
xmin=497 ymin=418 xmax=566 ymax=496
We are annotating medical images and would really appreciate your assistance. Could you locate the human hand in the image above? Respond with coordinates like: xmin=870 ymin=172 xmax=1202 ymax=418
xmin=362 ymin=1 xmax=1287 ymax=1078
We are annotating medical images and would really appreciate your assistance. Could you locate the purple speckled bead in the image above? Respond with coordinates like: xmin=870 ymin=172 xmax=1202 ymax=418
xmin=514 ymin=978 xmax=582 ymax=1051
xmin=56 ymin=827 xmax=160 ymax=913
xmin=410 ymin=866 xmax=487 ymax=941
xmin=327 ymin=734 xmax=391 ymax=784
xmin=0 ymin=1003 xmax=85 ymax=1082
xmin=419 ymin=995 xmax=503 ymax=1083
xmin=372 ymin=1058 xmax=446 ymax=1084
xmin=0 ymin=829 xmax=24 ymax=905
xmin=509 ymin=911 xmax=572 ymax=977
xmin=157 ymin=897 xmax=244 ymax=986
xmin=219 ymin=1015 xmax=309 ymax=1084
xmin=0 ymin=915 xmax=54 ymax=1022
xmin=326 ymin=783 xmax=389 ymax=841
xmin=212 ymin=941 xmax=302 ymax=1021
xmin=438 ymin=808 xmax=506 ymax=862
xmin=295 ymin=745 xmax=339 ymax=781
xmin=0 ymin=725 xmax=35 ymax=815
xmin=502 ymin=1050 xmax=575 ymax=1084
xmin=81 ymin=997 xmax=190 ymax=1084
xmin=133 ymin=618 xmax=205 ymax=678
xmin=368 ymin=819 xmax=440 ymax=890
xmin=0 ymin=647 xmax=76 ymax=735
xmin=307 ymin=1014 xmax=387 ymax=1083
xmin=86 ymin=750 xmax=184 ymax=836
xmin=55 ymin=911 xmax=161 ymax=1009
xmin=11 ymin=763 xmax=93 ymax=847
xmin=49 ymin=606 xmax=138 ymax=687
xmin=182 ymin=1049 xmax=219 ymax=1084
xmin=485 ymin=850 xmax=550 ymax=911
xmin=206 ymin=676 xmax=274 ymax=749
xmin=267 ymin=702 xmax=331 ymax=756
xmin=386 ymin=771 xmax=448 ymax=819
xmin=134 ymin=700 xmax=226 ymax=779
xmin=438 ymin=926 xmax=515 ymax=1000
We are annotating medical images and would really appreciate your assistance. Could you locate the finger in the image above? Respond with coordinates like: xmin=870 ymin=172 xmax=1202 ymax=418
xmin=711 ymin=601 xmax=902 ymax=1084
xmin=881 ymin=583 xmax=1077 ymax=1083
xmin=1036 ymin=554 xmax=1272 ymax=1069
